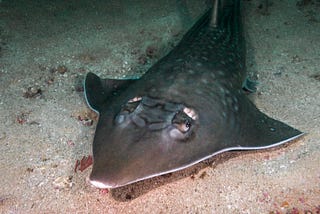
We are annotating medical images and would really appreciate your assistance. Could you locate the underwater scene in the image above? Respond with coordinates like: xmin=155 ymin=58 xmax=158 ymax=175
xmin=0 ymin=0 xmax=319 ymax=213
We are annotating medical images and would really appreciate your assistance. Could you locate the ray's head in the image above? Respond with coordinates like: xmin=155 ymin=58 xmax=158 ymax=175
xmin=87 ymin=94 xmax=204 ymax=188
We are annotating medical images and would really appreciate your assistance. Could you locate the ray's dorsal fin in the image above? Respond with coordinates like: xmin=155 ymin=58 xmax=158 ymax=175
xmin=210 ymin=0 xmax=220 ymax=27
xmin=209 ymin=0 xmax=239 ymax=27
xmin=84 ymin=72 xmax=136 ymax=113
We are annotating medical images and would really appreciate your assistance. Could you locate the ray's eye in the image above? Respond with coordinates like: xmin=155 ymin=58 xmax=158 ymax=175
xmin=175 ymin=119 xmax=191 ymax=133
xmin=170 ymin=108 xmax=197 ymax=141
xmin=172 ymin=110 xmax=194 ymax=131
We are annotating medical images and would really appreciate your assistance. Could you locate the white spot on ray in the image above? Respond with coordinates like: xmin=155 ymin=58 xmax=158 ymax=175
xmin=196 ymin=89 xmax=203 ymax=95
xmin=218 ymin=70 xmax=224 ymax=77
xmin=201 ymin=78 xmax=209 ymax=84
xmin=233 ymin=104 xmax=239 ymax=112
xmin=222 ymin=100 xmax=227 ymax=107
xmin=201 ymin=56 xmax=208 ymax=61
xmin=196 ymin=62 xmax=202 ymax=67
xmin=222 ymin=111 xmax=227 ymax=118
xmin=219 ymin=85 xmax=225 ymax=94
xmin=187 ymin=69 xmax=195 ymax=75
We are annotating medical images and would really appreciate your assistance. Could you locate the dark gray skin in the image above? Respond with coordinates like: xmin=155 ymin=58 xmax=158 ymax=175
xmin=84 ymin=0 xmax=303 ymax=188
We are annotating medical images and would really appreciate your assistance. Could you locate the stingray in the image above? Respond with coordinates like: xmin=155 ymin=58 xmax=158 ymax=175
xmin=84 ymin=0 xmax=303 ymax=188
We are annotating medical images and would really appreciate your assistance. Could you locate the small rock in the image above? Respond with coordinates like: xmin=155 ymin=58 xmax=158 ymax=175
xmin=57 ymin=65 xmax=68 ymax=74
xmin=50 ymin=65 xmax=68 ymax=74
xmin=23 ymin=87 xmax=42 ymax=98
xmin=146 ymin=46 xmax=157 ymax=58
xmin=52 ymin=176 xmax=73 ymax=190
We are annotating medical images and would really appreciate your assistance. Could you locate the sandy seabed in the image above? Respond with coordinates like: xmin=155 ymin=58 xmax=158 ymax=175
xmin=0 ymin=0 xmax=319 ymax=213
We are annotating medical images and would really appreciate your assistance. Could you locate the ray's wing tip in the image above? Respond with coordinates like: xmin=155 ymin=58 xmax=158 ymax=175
xmin=292 ymin=130 xmax=305 ymax=140
xmin=287 ymin=127 xmax=305 ymax=140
